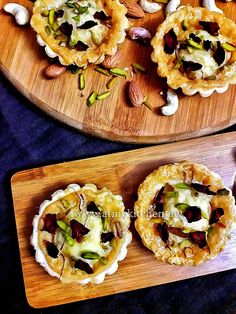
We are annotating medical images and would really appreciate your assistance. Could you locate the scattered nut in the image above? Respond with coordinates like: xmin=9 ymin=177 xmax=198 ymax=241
xmin=203 ymin=0 xmax=223 ymax=13
xmin=102 ymin=50 xmax=122 ymax=69
xmin=161 ymin=88 xmax=179 ymax=116
xmin=127 ymin=27 xmax=152 ymax=41
xmin=139 ymin=0 xmax=161 ymax=13
xmin=4 ymin=3 xmax=30 ymax=25
xmin=111 ymin=220 xmax=124 ymax=239
xmin=184 ymin=247 xmax=194 ymax=258
xmin=120 ymin=0 xmax=145 ymax=18
xmin=165 ymin=0 xmax=180 ymax=15
xmin=128 ymin=80 xmax=145 ymax=106
xmin=44 ymin=64 xmax=67 ymax=79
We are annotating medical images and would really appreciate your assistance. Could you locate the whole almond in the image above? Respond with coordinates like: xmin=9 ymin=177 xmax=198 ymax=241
xmin=128 ymin=80 xmax=145 ymax=106
xmin=44 ymin=64 xmax=67 ymax=79
xmin=102 ymin=50 xmax=122 ymax=69
xmin=120 ymin=0 xmax=145 ymax=18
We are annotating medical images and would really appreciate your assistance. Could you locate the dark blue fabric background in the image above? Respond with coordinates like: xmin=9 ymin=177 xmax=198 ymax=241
xmin=0 ymin=73 xmax=235 ymax=314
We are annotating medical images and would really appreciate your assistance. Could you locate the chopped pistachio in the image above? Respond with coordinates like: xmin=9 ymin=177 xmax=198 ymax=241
xmin=45 ymin=25 xmax=51 ymax=35
xmin=79 ymin=73 xmax=85 ymax=90
xmin=41 ymin=10 xmax=49 ymax=17
xmin=106 ymin=77 xmax=117 ymax=89
xmin=201 ymin=210 xmax=208 ymax=220
xmin=75 ymin=5 xmax=88 ymax=14
xmin=175 ymin=183 xmax=190 ymax=189
xmin=174 ymin=59 xmax=182 ymax=69
xmin=187 ymin=39 xmax=203 ymax=49
xmin=165 ymin=191 xmax=179 ymax=198
xmin=53 ymin=30 xmax=62 ymax=38
xmin=48 ymin=9 xmax=55 ymax=26
xmin=132 ymin=63 xmax=147 ymax=73
xmin=66 ymin=2 xmax=75 ymax=8
xmin=51 ymin=23 xmax=59 ymax=31
xmin=207 ymin=226 xmax=214 ymax=236
xmin=63 ymin=232 xmax=75 ymax=246
xmin=97 ymin=91 xmax=111 ymax=100
xmin=81 ymin=252 xmax=100 ymax=260
xmin=87 ymin=91 xmax=98 ymax=107
xmin=143 ymin=100 xmax=153 ymax=111
xmin=57 ymin=220 xmax=68 ymax=231
xmin=175 ymin=203 xmax=189 ymax=210
xmin=99 ymin=257 xmax=108 ymax=265
xmin=90 ymin=30 xmax=100 ymax=46
xmin=95 ymin=67 xmax=111 ymax=77
xmin=221 ymin=43 xmax=236 ymax=52
xmin=101 ymin=215 xmax=109 ymax=231
xmin=153 ymin=0 xmax=168 ymax=2
xmin=110 ymin=68 xmax=128 ymax=78
xmin=72 ymin=15 xmax=81 ymax=22
xmin=182 ymin=229 xmax=191 ymax=234
xmin=182 ymin=20 xmax=188 ymax=31
xmin=180 ymin=239 xmax=192 ymax=249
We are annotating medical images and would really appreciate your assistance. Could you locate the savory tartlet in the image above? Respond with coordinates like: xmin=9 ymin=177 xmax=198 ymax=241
xmin=31 ymin=183 xmax=132 ymax=284
xmin=31 ymin=0 xmax=128 ymax=67
xmin=151 ymin=6 xmax=236 ymax=97
xmin=134 ymin=161 xmax=236 ymax=266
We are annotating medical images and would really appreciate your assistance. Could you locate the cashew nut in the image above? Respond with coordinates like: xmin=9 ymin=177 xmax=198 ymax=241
xmin=4 ymin=3 xmax=30 ymax=25
xmin=203 ymin=0 xmax=223 ymax=13
xmin=161 ymin=89 xmax=179 ymax=116
xmin=165 ymin=0 xmax=180 ymax=15
xmin=139 ymin=0 xmax=161 ymax=13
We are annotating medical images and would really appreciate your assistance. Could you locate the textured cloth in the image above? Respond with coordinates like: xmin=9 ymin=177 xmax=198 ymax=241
xmin=0 ymin=74 xmax=235 ymax=314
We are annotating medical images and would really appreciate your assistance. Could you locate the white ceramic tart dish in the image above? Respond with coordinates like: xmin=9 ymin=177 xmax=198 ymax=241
xmin=134 ymin=161 xmax=236 ymax=266
xmin=31 ymin=183 xmax=132 ymax=284
xmin=31 ymin=0 xmax=128 ymax=67
xmin=151 ymin=6 xmax=236 ymax=97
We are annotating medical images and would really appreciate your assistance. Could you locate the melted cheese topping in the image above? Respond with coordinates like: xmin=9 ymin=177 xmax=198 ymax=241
xmin=178 ymin=31 xmax=231 ymax=79
xmin=163 ymin=188 xmax=211 ymax=231
xmin=53 ymin=0 xmax=109 ymax=47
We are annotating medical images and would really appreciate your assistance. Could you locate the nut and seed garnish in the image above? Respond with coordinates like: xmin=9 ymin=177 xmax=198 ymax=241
xmin=132 ymin=63 xmax=147 ymax=73
xmin=44 ymin=64 xmax=67 ymax=79
xmin=154 ymin=0 xmax=169 ymax=3
xmin=95 ymin=66 xmax=111 ymax=77
xmin=106 ymin=76 xmax=117 ymax=89
xmin=128 ymin=80 xmax=145 ymax=106
xmin=87 ymin=91 xmax=98 ymax=107
xmin=102 ymin=50 xmax=122 ymax=69
xmin=127 ymin=27 xmax=152 ymax=43
xmin=110 ymin=68 xmax=128 ymax=78
xmin=120 ymin=0 xmax=145 ymax=18
xmin=79 ymin=72 xmax=85 ymax=90
xmin=96 ymin=91 xmax=111 ymax=100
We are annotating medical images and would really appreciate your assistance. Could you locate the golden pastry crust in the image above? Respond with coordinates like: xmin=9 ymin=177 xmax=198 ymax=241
xmin=31 ymin=0 xmax=128 ymax=67
xmin=134 ymin=161 xmax=236 ymax=266
xmin=151 ymin=6 xmax=236 ymax=96
xmin=31 ymin=183 xmax=131 ymax=284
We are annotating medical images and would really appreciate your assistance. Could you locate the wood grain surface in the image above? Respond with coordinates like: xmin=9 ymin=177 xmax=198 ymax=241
xmin=0 ymin=0 xmax=236 ymax=143
xmin=11 ymin=132 xmax=236 ymax=308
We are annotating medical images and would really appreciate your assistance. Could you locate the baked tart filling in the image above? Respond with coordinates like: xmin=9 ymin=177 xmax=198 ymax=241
xmin=151 ymin=6 xmax=236 ymax=96
xmin=134 ymin=161 xmax=236 ymax=266
xmin=31 ymin=0 xmax=128 ymax=66
xmin=31 ymin=183 xmax=131 ymax=284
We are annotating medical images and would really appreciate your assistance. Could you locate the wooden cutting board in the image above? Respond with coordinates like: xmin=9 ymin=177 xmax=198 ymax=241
xmin=11 ymin=132 xmax=236 ymax=308
xmin=1 ymin=0 xmax=236 ymax=143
